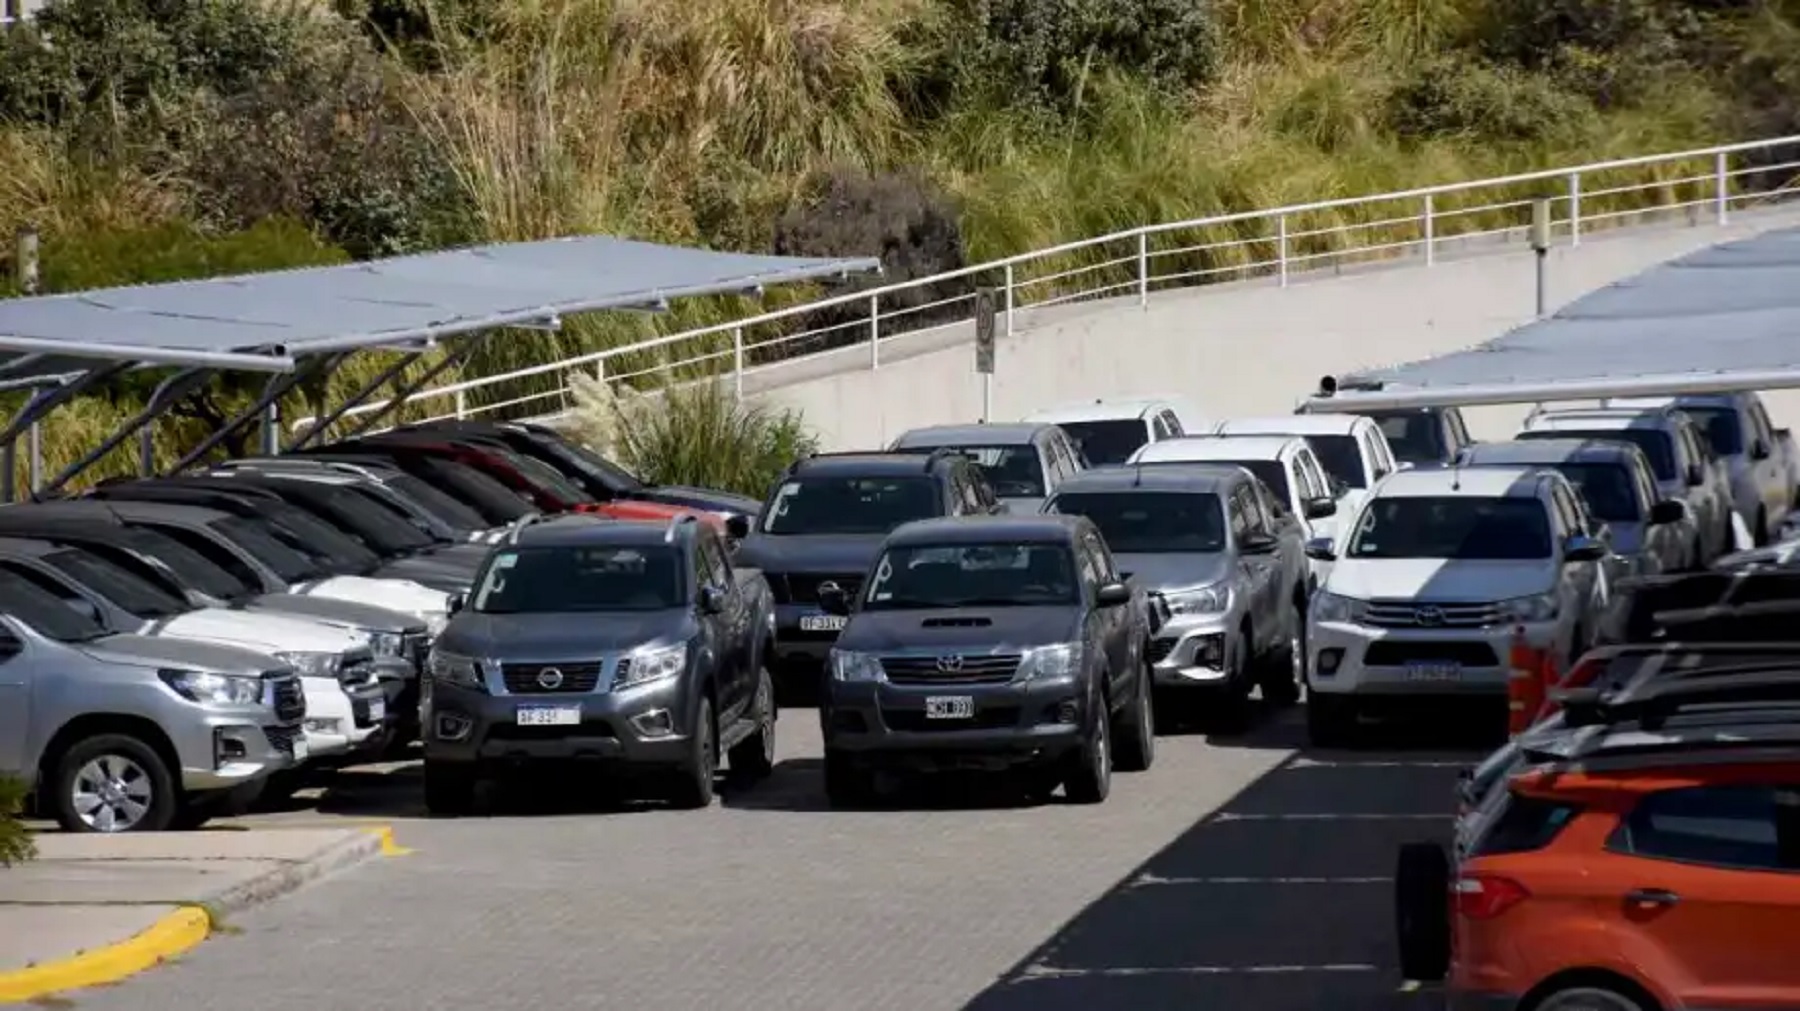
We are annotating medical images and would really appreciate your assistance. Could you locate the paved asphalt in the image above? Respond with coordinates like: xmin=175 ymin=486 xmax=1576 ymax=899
xmin=72 ymin=704 xmax=1487 ymax=1011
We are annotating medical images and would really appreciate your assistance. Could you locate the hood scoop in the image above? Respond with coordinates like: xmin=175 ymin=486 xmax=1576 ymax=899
xmin=921 ymin=616 xmax=992 ymax=628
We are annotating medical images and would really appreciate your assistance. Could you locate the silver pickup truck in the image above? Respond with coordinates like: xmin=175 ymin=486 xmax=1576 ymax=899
xmin=0 ymin=571 xmax=305 ymax=832
xmin=1606 ymin=393 xmax=1799 ymax=546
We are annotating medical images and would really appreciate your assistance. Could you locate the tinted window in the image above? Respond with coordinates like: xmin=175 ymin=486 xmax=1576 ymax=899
xmin=414 ymin=458 xmax=532 ymax=523
xmin=211 ymin=518 xmax=321 ymax=583
xmin=1471 ymin=792 xmax=1581 ymax=856
xmin=863 ymin=543 xmax=1078 ymax=609
xmin=390 ymin=474 xmax=489 ymax=530
xmin=1610 ymin=784 xmax=1797 ymax=871
xmin=1207 ymin=459 xmax=1289 ymax=505
xmin=258 ymin=504 xmax=381 ymax=573
xmin=1683 ymin=407 xmax=1744 ymax=457
xmin=115 ymin=528 xmax=250 ymax=601
xmin=1522 ymin=428 xmax=1675 ymax=480
xmin=472 ymin=545 xmax=683 ymax=613
xmin=1306 ymin=435 xmax=1366 ymax=489
xmin=0 ymin=570 xmax=106 ymax=641
xmin=46 ymin=548 xmax=187 ymax=618
xmin=763 ymin=476 xmax=941 ymax=535
xmin=1370 ymin=410 xmax=1446 ymax=465
xmin=342 ymin=486 xmax=443 ymax=545
xmin=293 ymin=485 xmax=431 ymax=554
xmin=912 ymin=444 xmax=1045 ymax=497
xmin=1552 ymin=463 xmax=1641 ymax=522
xmin=1348 ymin=496 xmax=1552 ymax=560
xmin=1060 ymin=420 xmax=1150 ymax=466
xmin=1048 ymin=492 xmax=1226 ymax=553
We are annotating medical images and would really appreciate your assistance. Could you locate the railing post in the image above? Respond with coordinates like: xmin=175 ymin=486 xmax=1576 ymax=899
xmin=1715 ymin=150 xmax=1730 ymax=226
xmin=1422 ymin=195 xmax=1435 ymax=266
xmin=1136 ymin=232 xmax=1149 ymax=307
xmin=1567 ymin=172 xmax=1582 ymax=248
xmin=1276 ymin=215 xmax=1289 ymax=287
xmin=869 ymin=294 xmax=880 ymax=369
xmin=732 ymin=326 xmax=745 ymax=401
xmin=1003 ymin=263 xmax=1015 ymax=337
xmin=454 ymin=387 xmax=467 ymax=420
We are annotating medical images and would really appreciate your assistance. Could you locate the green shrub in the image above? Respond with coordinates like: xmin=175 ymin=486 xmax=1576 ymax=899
xmin=0 ymin=775 xmax=34 ymax=867
xmin=1385 ymin=55 xmax=1600 ymax=142
xmin=568 ymin=375 xmax=817 ymax=501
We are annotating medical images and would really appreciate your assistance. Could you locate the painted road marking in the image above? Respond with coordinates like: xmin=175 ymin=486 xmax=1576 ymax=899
xmin=1130 ymin=873 xmax=1392 ymax=887
xmin=1213 ymin=811 xmax=1444 ymax=821
xmin=1020 ymin=963 xmax=1379 ymax=979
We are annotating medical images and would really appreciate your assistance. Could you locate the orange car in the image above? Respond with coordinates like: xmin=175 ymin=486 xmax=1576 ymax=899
xmin=1399 ymin=671 xmax=1800 ymax=1011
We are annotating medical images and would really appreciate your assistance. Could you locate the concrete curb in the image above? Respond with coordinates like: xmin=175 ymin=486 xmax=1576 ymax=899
xmin=0 ymin=825 xmax=401 ymax=1004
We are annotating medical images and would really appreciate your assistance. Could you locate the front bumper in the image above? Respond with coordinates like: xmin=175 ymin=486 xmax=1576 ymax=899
xmin=1147 ymin=615 xmax=1233 ymax=689
xmin=1308 ymin=618 xmax=1558 ymax=697
xmin=822 ymin=677 xmax=1088 ymax=771
xmin=178 ymin=708 xmax=302 ymax=792
xmin=422 ymin=676 xmax=695 ymax=768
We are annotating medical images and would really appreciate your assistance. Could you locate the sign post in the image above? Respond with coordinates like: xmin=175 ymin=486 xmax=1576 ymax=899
xmin=974 ymin=287 xmax=996 ymax=422
xmin=1529 ymin=199 xmax=1551 ymax=319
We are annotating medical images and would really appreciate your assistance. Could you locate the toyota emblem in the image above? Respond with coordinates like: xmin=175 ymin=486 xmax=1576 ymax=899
xmin=935 ymin=655 xmax=965 ymax=673
xmin=536 ymin=667 xmax=566 ymax=689
xmin=1415 ymin=606 xmax=1445 ymax=627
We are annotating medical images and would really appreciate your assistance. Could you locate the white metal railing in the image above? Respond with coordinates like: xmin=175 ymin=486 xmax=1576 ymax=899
xmin=293 ymin=134 xmax=1800 ymax=436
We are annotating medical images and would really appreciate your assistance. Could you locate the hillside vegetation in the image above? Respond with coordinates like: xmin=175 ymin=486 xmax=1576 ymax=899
xmin=0 ymin=0 xmax=1796 ymax=486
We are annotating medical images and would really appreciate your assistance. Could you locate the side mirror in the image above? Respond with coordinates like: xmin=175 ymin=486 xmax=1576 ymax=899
xmin=1303 ymin=537 xmax=1336 ymax=562
xmin=817 ymin=582 xmax=851 ymax=617
xmin=1648 ymin=499 xmax=1685 ymax=526
xmin=1563 ymin=534 xmax=1606 ymax=563
xmin=1240 ymin=533 xmax=1279 ymax=555
xmin=1752 ymin=440 xmax=1772 ymax=461
xmin=724 ymin=514 xmax=751 ymax=540
xmin=697 ymin=585 xmax=726 ymax=615
xmin=1686 ymin=464 xmax=1705 ymax=487
xmin=1304 ymin=496 xmax=1338 ymax=520
xmin=446 ymin=592 xmax=466 ymax=615
xmin=1778 ymin=427 xmax=1792 ymax=440
xmin=1095 ymin=582 xmax=1132 ymax=607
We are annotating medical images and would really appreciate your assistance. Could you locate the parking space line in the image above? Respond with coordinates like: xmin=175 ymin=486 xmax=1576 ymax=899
xmin=1129 ymin=873 xmax=1392 ymax=887
xmin=1019 ymin=963 xmax=1380 ymax=979
xmin=1288 ymin=757 xmax=1469 ymax=769
xmin=1213 ymin=811 xmax=1444 ymax=822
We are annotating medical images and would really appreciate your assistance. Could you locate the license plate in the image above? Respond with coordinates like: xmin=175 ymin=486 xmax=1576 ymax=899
xmin=291 ymin=737 xmax=309 ymax=762
xmin=1405 ymin=662 xmax=1462 ymax=682
xmin=799 ymin=614 xmax=848 ymax=632
xmin=517 ymin=705 xmax=582 ymax=726
xmin=925 ymin=696 xmax=975 ymax=719
xmin=368 ymin=699 xmax=387 ymax=723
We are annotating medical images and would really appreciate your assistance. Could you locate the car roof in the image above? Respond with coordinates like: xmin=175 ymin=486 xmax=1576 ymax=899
xmin=1605 ymin=394 xmax=1737 ymax=411
xmin=224 ymin=456 xmax=408 ymax=478
xmin=1132 ymin=435 xmax=1299 ymax=463
xmin=1462 ymin=439 xmax=1641 ymax=467
xmin=1024 ymin=398 xmax=1170 ymax=424
xmin=1215 ymin=414 xmax=1365 ymax=437
xmin=0 ymin=511 xmax=143 ymax=544
xmin=890 ymin=423 xmax=1049 ymax=447
xmin=511 ymin=515 xmax=695 ymax=548
xmin=1373 ymin=466 xmax=1550 ymax=498
xmin=210 ymin=468 xmax=364 ymax=488
xmin=2 ymin=498 xmax=231 ymax=525
xmin=1050 ymin=464 xmax=1241 ymax=495
xmin=887 ymin=514 xmax=1084 ymax=546
xmin=789 ymin=452 xmax=953 ymax=478
xmin=0 ymin=535 xmax=68 ymax=559
xmin=1525 ymin=407 xmax=1678 ymax=431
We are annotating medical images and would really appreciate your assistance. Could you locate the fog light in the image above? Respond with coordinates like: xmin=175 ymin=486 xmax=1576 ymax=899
xmin=1195 ymin=634 xmax=1225 ymax=668
xmin=1317 ymin=649 xmax=1343 ymax=676
xmin=305 ymin=717 xmax=342 ymax=735
xmin=213 ymin=729 xmax=248 ymax=768
xmin=1055 ymin=700 xmax=1080 ymax=724
xmin=630 ymin=709 xmax=675 ymax=738
xmin=435 ymin=712 xmax=473 ymax=741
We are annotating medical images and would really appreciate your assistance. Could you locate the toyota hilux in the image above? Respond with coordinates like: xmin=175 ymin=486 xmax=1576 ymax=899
xmin=420 ymin=515 xmax=777 ymax=813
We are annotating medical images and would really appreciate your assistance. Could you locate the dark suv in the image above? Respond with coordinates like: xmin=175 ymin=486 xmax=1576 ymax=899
xmin=421 ymin=515 xmax=777 ymax=812
xmin=733 ymin=450 xmax=1002 ymax=688
xmin=816 ymin=515 xmax=1156 ymax=807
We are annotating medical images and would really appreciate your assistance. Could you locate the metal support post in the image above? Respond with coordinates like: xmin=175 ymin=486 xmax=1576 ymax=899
xmin=260 ymin=402 xmax=280 ymax=456
xmin=732 ymin=327 xmax=745 ymax=402
xmin=982 ymin=373 xmax=993 ymax=423
xmin=287 ymin=352 xmax=420 ymax=451
xmin=1137 ymin=232 xmax=1149 ymax=306
xmin=1715 ymin=150 xmax=1730 ymax=226
xmin=27 ymin=415 xmax=40 ymax=493
xmin=1567 ymin=172 xmax=1582 ymax=248
xmin=0 ymin=363 xmax=131 ymax=502
xmin=138 ymin=369 xmax=213 ymax=475
xmin=45 ymin=368 xmax=214 ymax=494
xmin=164 ymin=359 xmax=334 ymax=474
xmin=1276 ymin=216 xmax=1289 ymax=286
xmin=869 ymin=294 xmax=880 ymax=369
xmin=1422 ymin=195 xmax=1435 ymax=266
xmin=335 ymin=343 xmax=480 ymax=443
xmin=1003 ymin=264 xmax=1015 ymax=337
xmin=1530 ymin=198 xmax=1552 ymax=319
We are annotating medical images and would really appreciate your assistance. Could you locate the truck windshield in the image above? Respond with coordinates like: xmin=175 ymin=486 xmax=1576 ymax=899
xmin=1680 ymin=407 xmax=1744 ymax=457
xmin=389 ymin=474 xmax=489 ymax=531
xmin=763 ymin=477 xmax=941 ymax=535
xmin=916 ymin=445 xmax=1045 ymax=498
xmin=1049 ymin=492 xmax=1225 ymax=553
xmin=1370 ymin=411 xmax=1446 ymax=465
xmin=1058 ymin=421 xmax=1147 ymax=466
xmin=1347 ymin=497 xmax=1552 ymax=560
xmin=259 ymin=504 xmax=382 ymax=573
xmin=863 ymin=543 xmax=1079 ymax=609
xmin=1554 ymin=463 xmax=1641 ymax=522
xmin=1520 ymin=428 xmax=1675 ymax=481
xmin=0 ymin=571 xmax=106 ymax=641
xmin=46 ymin=548 xmax=189 ymax=618
xmin=471 ymin=545 xmax=683 ymax=612
xmin=209 ymin=518 xmax=324 ymax=583
xmin=117 ymin=528 xmax=253 ymax=602
xmin=1306 ymin=435 xmax=1367 ymax=489
xmin=412 ymin=458 xmax=534 ymax=524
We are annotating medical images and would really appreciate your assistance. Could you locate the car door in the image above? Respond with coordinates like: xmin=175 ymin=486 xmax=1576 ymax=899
xmin=1680 ymin=423 xmax=1731 ymax=550
xmin=1236 ymin=485 xmax=1282 ymax=652
xmin=0 ymin=619 xmax=33 ymax=777
xmin=1082 ymin=528 xmax=1131 ymax=695
xmin=699 ymin=531 xmax=752 ymax=719
xmin=1746 ymin=400 xmax=1784 ymax=526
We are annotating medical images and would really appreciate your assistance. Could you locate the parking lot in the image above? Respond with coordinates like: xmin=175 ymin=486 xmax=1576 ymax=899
xmin=58 ymin=705 xmax=1484 ymax=1011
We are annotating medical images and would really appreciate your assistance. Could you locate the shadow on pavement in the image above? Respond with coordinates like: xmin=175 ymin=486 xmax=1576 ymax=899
xmin=720 ymin=758 xmax=1071 ymax=813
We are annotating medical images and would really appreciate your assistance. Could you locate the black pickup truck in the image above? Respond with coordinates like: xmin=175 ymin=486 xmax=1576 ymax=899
xmin=420 ymin=514 xmax=778 ymax=813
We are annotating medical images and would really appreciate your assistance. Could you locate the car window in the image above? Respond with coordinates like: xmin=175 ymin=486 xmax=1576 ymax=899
xmin=1048 ymin=491 xmax=1227 ymax=553
xmin=1363 ymin=428 xmax=1391 ymax=481
xmin=956 ymin=471 xmax=983 ymax=515
xmin=863 ymin=543 xmax=1080 ymax=609
xmin=0 ymin=570 xmax=105 ymax=641
xmin=1302 ymin=448 xmax=1336 ymax=498
xmin=1306 ymin=434 xmax=1366 ymax=489
xmin=1227 ymin=489 xmax=1252 ymax=543
xmin=1249 ymin=483 xmax=1282 ymax=529
xmin=1085 ymin=530 xmax=1119 ymax=582
xmin=1059 ymin=420 xmax=1150 ymax=466
xmin=1547 ymin=483 xmax=1579 ymax=536
xmin=1348 ymin=496 xmax=1552 ymax=560
xmin=762 ymin=476 xmax=942 ymax=535
xmin=1471 ymin=792 xmax=1582 ymax=857
xmin=473 ymin=545 xmax=683 ymax=613
xmin=1371 ymin=410 xmax=1447 ymax=465
xmin=1288 ymin=459 xmax=1313 ymax=506
xmin=701 ymin=534 xmax=730 ymax=587
xmin=1609 ymin=784 xmax=1800 ymax=871
xmin=1554 ymin=463 xmax=1642 ymax=523
xmin=210 ymin=517 xmax=323 ymax=583
xmin=968 ymin=467 xmax=1000 ymax=511
xmin=389 ymin=473 xmax=489 ymax=530
xmin=909 ymin=444 xmax=1046 ymax=498
xmin=1632 ymin=458 xmax=1660 ymax=514
xmin=1521 ymin=428 xmax=1676 ymax=481
xmin=44 ymin=548 xmax=188 ymax=619
xmin=113 ymin=528 xmax=250 ymax=601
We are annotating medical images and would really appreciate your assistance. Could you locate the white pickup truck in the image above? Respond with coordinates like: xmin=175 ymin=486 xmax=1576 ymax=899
xmin=1211 ymin=413 xmax=1402 ymax=528
xmin=1605 ymin=393 xmax=1800 ymax=546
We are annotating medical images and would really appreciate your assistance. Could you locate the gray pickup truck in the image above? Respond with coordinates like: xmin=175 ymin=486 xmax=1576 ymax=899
xmin=421 ymin=515 xmax=778 ymax=813
xmin=0 ymin=570 xmax=305 ymax=833
xmin=1044 ymin=464 xmax=1310 ymax=724
xmin=1604 ymin=393 xmax=1799 ymax=545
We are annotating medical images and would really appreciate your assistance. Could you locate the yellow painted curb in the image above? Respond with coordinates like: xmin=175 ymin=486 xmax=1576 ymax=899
xmin=369 ymin=825 xmax=412 ymax=857
xmin=0 ymin=905 xmax=210 ymax=1004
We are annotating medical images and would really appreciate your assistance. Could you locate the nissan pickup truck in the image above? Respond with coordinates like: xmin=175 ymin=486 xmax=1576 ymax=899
xmin=816 ymin=514 xmax=1156 ymax=807
xmin=1605 ymin=393 xmax=1799 ymax=546
xmin=420 ymin=515 xmax=777 ymax=813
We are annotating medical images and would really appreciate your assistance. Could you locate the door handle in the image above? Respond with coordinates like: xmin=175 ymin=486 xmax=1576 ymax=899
xmin=1624 ymin=888 xmax=1680 ymax=908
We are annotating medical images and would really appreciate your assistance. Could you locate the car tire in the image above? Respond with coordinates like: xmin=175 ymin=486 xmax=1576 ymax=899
xmin=49 ymin=733 xmax=178 ymax=834
xmin=1395 ymin=841 xmax=1452 ymax=982
xmin=670 ymin=696 xmax=718 ymax=810
xmin=1306 ymin=693 xmax=1357 ymax=748
xmin=423 ymin=760 xmax=478 ymax=816
xmin=1113 ymin=664 xmax=1155 ymax=773
xmin=1263 ymin=614 xmax=1305 ymax=708
xmin=823 ymin=750 xmax=873 ymax=809
xmin=1063 ymin=702 xmax=1112 ymax=804
xmin=728 ymin=667 xmax=778 ymax=785
xmin=1524 ymin=984 xmax=1657 ymax=1011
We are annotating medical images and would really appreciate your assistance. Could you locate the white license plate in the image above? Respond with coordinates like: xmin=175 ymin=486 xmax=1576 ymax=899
xmin=291 ymin=737 xmax=309 ymax=762
xmin=1405 ymin=662 xmax=1462 ymax=682
xmin=368 ymin=699 xmax=387 ymax=722
xmin=799 ymin=614 xmax=848 ymax=632
xmin=517 ymin=705 xmax=582 ymax=726
xmin=924 ymin=696 xmax=975 ymax=719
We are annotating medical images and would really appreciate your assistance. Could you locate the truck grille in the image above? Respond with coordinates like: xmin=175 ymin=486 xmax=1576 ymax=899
xmin=1362 ymin=600 xmax=1506 ymax=629
xmin=780 ymin=573 xmax=863 ymax=605
xmin=880 ymin=653 xmax=1021 ymax=685
xmin=1364 ymin=641 xmax=1500 ymax=667
xmin=267 ymin=673 xmax=305 ymax=722
xmin=264 ymin=724 xmax=301 ymax=758
xmin=501 ymin=662 xmax=604 ymax=694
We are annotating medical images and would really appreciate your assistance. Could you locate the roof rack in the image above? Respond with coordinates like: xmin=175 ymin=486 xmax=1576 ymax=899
xmin=503 ymin=511 xmax=551 ymax=545
xmin=664 ymin=513 xmax=699 ymax=543
xmin=1557 ymin=667 xmax=1800 ymax=732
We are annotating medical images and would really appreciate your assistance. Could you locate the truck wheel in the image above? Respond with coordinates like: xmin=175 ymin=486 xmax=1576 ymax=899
xmin=669 ymin=697 xmax=717 ymax=810
xmin=1262 ymin=613 xmax=1305 ymax=707
xmin=1063 ymin=703 xmax=1112 ymax=804
xmin=728 ymin=667 xmax=778 ymax=784
xmin=423 ymin=760 xmax=478 ymax=816
xmin=1306 ymin=693 xmax=1358 ymax=748
xmin=823 ymin=750 xmax=873 ymax=808
xmin=1394 ymin=842 xmax=1452 ymax=982
xmin=1112 ymin=664 xmax=1155 ymax=773
xmin=49 ymin=734 xmax=178 ymax=834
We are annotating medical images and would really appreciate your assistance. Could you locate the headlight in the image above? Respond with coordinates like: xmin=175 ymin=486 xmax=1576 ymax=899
xmin=427 ymin=650 xmax=487 ymax=691
xmin=1162 ymin=584 xmax=1230 ymax=616
xmin=615 ymin=643 xmax=688 ymax=690
xmin=830 ymin=649 xmax=885 ymax=683
xmin=1018 ymin=642 xmax=1084 ymax=682
xmin=366 ymin=631 xmax=405 ymax=658
xmin=159 ymin=669 xmax=263 ymax=706
xmin=1311 ymin=592 xmax=1367 ymax=624
xmin=1501 ymin=592 xmax=1559 ymax=622
xmin=274 ymin=651 xmax=339 ymax=677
